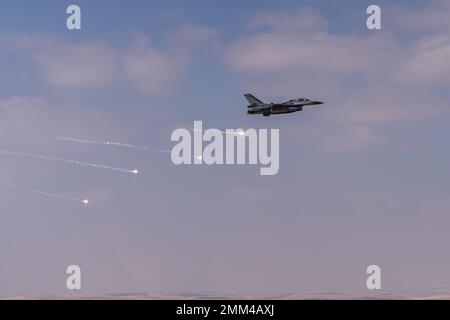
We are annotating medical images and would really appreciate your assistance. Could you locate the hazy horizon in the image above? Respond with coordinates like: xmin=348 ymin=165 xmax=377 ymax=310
xmin=1 ymin=0 xmax=450 ymax=297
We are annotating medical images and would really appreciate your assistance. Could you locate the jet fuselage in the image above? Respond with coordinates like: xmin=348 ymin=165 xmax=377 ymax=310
xmin=244 ymin=94 xmax=323 ymax=117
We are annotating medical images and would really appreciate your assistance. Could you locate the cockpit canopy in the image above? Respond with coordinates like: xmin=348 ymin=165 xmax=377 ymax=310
xmin=289 ymin=98 xmax=310 ymax=103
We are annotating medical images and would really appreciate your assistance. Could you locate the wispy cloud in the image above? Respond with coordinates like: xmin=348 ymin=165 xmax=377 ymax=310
xmin=220 ymin=4 xmax=450 ymax=151
xmin=122 ymin=33 xmax=186 ymax=96
xmin=1 ymin=24 xmax=217 ymax=95
xmin=395 ymin=34 xmax=450 ymax=85
xmin=389 ymin=0 xmax=450 ymax=34
xmin=32 ymin=42 xmax=117 ymax=89
xmin=249 ymin=7 xmax=329 ymax=32
xmin=223 ymin=8 xmax=401 ymax=75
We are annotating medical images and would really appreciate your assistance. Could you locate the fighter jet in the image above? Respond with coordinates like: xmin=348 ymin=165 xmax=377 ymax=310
xmin=244 ymin=94 xmax=323 ymax=117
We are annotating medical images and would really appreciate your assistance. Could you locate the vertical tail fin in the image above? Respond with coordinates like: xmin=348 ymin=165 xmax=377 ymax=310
xmin=244 ymin=94 xmax=264 ymax=106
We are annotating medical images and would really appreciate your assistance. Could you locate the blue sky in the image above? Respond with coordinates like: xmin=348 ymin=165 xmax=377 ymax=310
xmin=1 ymin=0 xmax=450 ymax=297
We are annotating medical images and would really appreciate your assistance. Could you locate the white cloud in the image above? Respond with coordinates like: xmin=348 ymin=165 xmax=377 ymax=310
xmin=123 ymin=34 xmax=186 ymax=96
xmin=167 ymin=24 xmax=217 ymax=48
xmin=32 ymin=42 xmax=117 ymax=89
xmin=223 ymin=7 xmax=401 ymax=75
xmin=2 ymin=24 xmax=217 ymax=95
xmin=249 ymin=7 xmax=328 ymax=32
xmin=224 ymin=30 xmax=402 ymax=75
xmin=221 ymin=5 xmax=450 ymax=151
xmin=223 ymin=3 xmax=450 ymax=86
xmin=389 ymin=0 xmax=450 ymax=34
xmin=395 ymin=35 xmax=450 ymax=84
xmin=123 ymin=25 xmax=217 ymax=96
xmin=0 ymin=34 xmax=117 ymax=89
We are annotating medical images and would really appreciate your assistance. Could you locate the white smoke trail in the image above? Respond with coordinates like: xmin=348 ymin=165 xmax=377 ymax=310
xmin=0 ymin=182 xmax=89 ymax=205
xmin=58 ymin=136 xmax=171 ymax=153
xmin=58 ymin=137 xmax=147 ymax=150
xmin=0 ymin=149 xmax=139 ymax=175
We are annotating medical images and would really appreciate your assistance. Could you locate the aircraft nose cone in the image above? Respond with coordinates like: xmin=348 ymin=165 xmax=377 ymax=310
xmin=315 ymin=101 xmax=324 ymax=105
